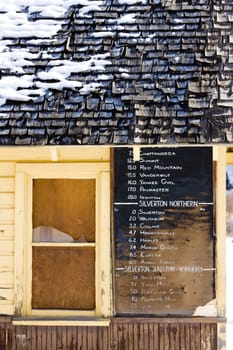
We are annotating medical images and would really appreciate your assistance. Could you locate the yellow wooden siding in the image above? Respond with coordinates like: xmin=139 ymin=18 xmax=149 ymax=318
xmin=15 ymin=162 xmax=111 ymax=317
xmin=0 ymin=162 xmax=15 ymax=315
xmin=0 ymin=241 xmax=14 ymax=254
xmin=0 ymin=150 xmax=111 ymax=317
xmin=0 ymin=178 xmax=15 ymax=192
xmin=0 ymin=272 xmax=14 ymax=286
xmin=0 ymin=147 xmax=226 ymax=324
xmin=0 ymin=224 xmax=14 ymax=240
xmin=0 ymin=287 xmax=13 ymax=301
xmin=0 ymin=208 xmax=15 ymax=223
xmin=0 ymin=304 xmax=14 ymax=314
xmin=0 ymin=162 xmax=15 ymax=176
xmin=0 ymin=146 xmax=110 ymax=162
xmin=215 ymin=146 xmax=226 ymax=317
xmin=0 ymin=193 xmax=15 ymax=208
xmin=0 ymin=285 xmax=14 ymax=315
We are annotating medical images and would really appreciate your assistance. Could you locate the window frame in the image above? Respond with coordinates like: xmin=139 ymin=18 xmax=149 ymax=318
xmin=15 ymin=163 xmax=111 ymax=318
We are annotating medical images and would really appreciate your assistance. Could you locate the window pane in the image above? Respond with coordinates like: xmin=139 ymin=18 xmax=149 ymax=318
xmin=32 ymin=247 xmax=95 ymax=310
xmin=33 ymin=179 xmax=95 ymax=242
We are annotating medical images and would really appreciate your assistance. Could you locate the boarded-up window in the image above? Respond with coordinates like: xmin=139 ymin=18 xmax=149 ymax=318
xmin=32 ymin=179 xmax=96 ymax=310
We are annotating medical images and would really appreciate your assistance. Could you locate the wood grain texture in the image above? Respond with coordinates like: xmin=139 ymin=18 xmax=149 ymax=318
xmin=32 ymin=246 xmax=95 ymax=310
xmin=0 ymin=316 xmax=221 ymax=350
xmin=33 ymin=179 xmax=95 ymax=241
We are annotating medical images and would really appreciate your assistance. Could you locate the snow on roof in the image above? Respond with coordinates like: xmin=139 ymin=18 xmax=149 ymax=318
xmin=0 ymin=0 xmax=144 ymax=107
xmin=0 ymin=0 xmax=105 ymax=106
xmin=118 ymin=0 xmax=146 ymax=4
xmin=0 ymin=0 xmax=232 ymax=145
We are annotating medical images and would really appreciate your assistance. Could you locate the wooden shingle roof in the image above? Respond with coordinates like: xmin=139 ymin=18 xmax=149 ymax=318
xmin=0 ymin=0 xmax=232 ymax=145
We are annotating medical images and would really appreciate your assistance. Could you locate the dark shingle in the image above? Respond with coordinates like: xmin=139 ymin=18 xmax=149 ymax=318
xmin=0 ymin=0 xmax=232 ymax=144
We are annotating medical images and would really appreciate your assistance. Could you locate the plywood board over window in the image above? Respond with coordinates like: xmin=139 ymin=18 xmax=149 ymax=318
xmin=33 ymin=179 xmax=95 ymax=241
xmin=32 ymin=178 xmax=96 ymax=310
xmin=32 ymin=246 xmax=95 ymax=310
xmin=15 ymin=163 xmax=111 ymax=318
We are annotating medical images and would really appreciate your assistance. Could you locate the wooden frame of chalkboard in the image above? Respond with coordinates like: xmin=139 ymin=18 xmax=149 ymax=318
xmin=113 ymin=147 xmax=215 ymax=316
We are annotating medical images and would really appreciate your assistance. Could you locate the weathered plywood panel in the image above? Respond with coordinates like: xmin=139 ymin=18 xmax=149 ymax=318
xmin=32 ymin=247 xmax=95 ymax=310
xmin=110 ymin=319 xmax=218 ymax=350
xmin=114 ymin=147 xmax=215 ymax=316
xmin=33 ymin=179 xmax=95 ymax=240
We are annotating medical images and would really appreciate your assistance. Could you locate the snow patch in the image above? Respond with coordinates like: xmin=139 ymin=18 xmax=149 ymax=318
xmin=36 ymin=54 xmax=111 ymax=91
xmin=79 ymin=3 xmax=103 ymax=16
xmin=118 ymin=0 xmax=147 ymax=4
xmin=118 ymin=32 xmax=140 ymax=38
xmin=80 ymin=82 xmax=101 ymax=94
xmin=0 ymin=0 xmax=107 ymax=105
xmin=121 ymin=73 xmax=130 ymax=79
xmin=92 ymin=31 xmax=115 ymax=38
xmin=117 ymin=13 xmax=137 ymax=24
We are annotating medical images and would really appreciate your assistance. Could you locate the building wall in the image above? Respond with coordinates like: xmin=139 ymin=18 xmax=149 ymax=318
xmin=0 ymin=162 xmax=15 ymax=315
xmin=0 ymin=146 xmax=226 ymax=350
xmin=0 ymin=147 xmax=110 ymax=316
xmin=0 ymin=317 xmax=221 ymax=350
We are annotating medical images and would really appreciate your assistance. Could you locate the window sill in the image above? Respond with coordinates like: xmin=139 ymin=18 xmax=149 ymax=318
xmin=12 ymin=316 xmax=110 ymax=327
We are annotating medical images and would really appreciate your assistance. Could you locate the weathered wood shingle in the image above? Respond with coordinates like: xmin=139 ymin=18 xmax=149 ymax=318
xmin=0 ymin=0 xmax=232 ymax=144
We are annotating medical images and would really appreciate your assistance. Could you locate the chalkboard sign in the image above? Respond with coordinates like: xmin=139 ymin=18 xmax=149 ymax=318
xmin=114 ymin=147 xmax=215 ymax=316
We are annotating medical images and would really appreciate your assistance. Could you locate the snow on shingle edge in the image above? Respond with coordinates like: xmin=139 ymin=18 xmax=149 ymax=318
xmin=0 ymin=0 xmax=106 ymax=106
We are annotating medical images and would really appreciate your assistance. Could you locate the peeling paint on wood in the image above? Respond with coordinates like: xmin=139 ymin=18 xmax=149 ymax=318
xmin=218 ymin=323 xmax=226 ymax=350
xmin=0 ymin=317 xmax=224 ymax=350
xmin=193 ymin=299 xmax=217 ymax=317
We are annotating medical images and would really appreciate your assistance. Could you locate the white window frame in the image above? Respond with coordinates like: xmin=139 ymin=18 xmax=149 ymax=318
xmin=14 ymin=163 xmax=111 ymax=318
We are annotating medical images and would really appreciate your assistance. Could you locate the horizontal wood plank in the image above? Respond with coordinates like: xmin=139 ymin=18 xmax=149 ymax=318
xmin=0 ymin=163 xmax=15 ymax=176
xmin=0 ymin=255 xmax=14 ymax=269
xmin=0 ymin=178 xmax=15 ymax=192
xmin=0 ymin=303 xmax=14 ymax=314
xmin=0 ymin=146 xmax=110 ymax=162
xmin=0 ymin=272 xmax=14 ymax=285
xmin=0 ymin=225 xmax=14 ymax=240
xmin=0 ymin=209 xmax=14 ymax=224
xmin=0 ymin=287 xmax=13 ymax=303
xmin=13 ymin=319 xmax=110 ymax=326
xmin=0 ymin=240 xmax=14 ymax=254
xmin=0 ymin=193 xmax=14 ymax=208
